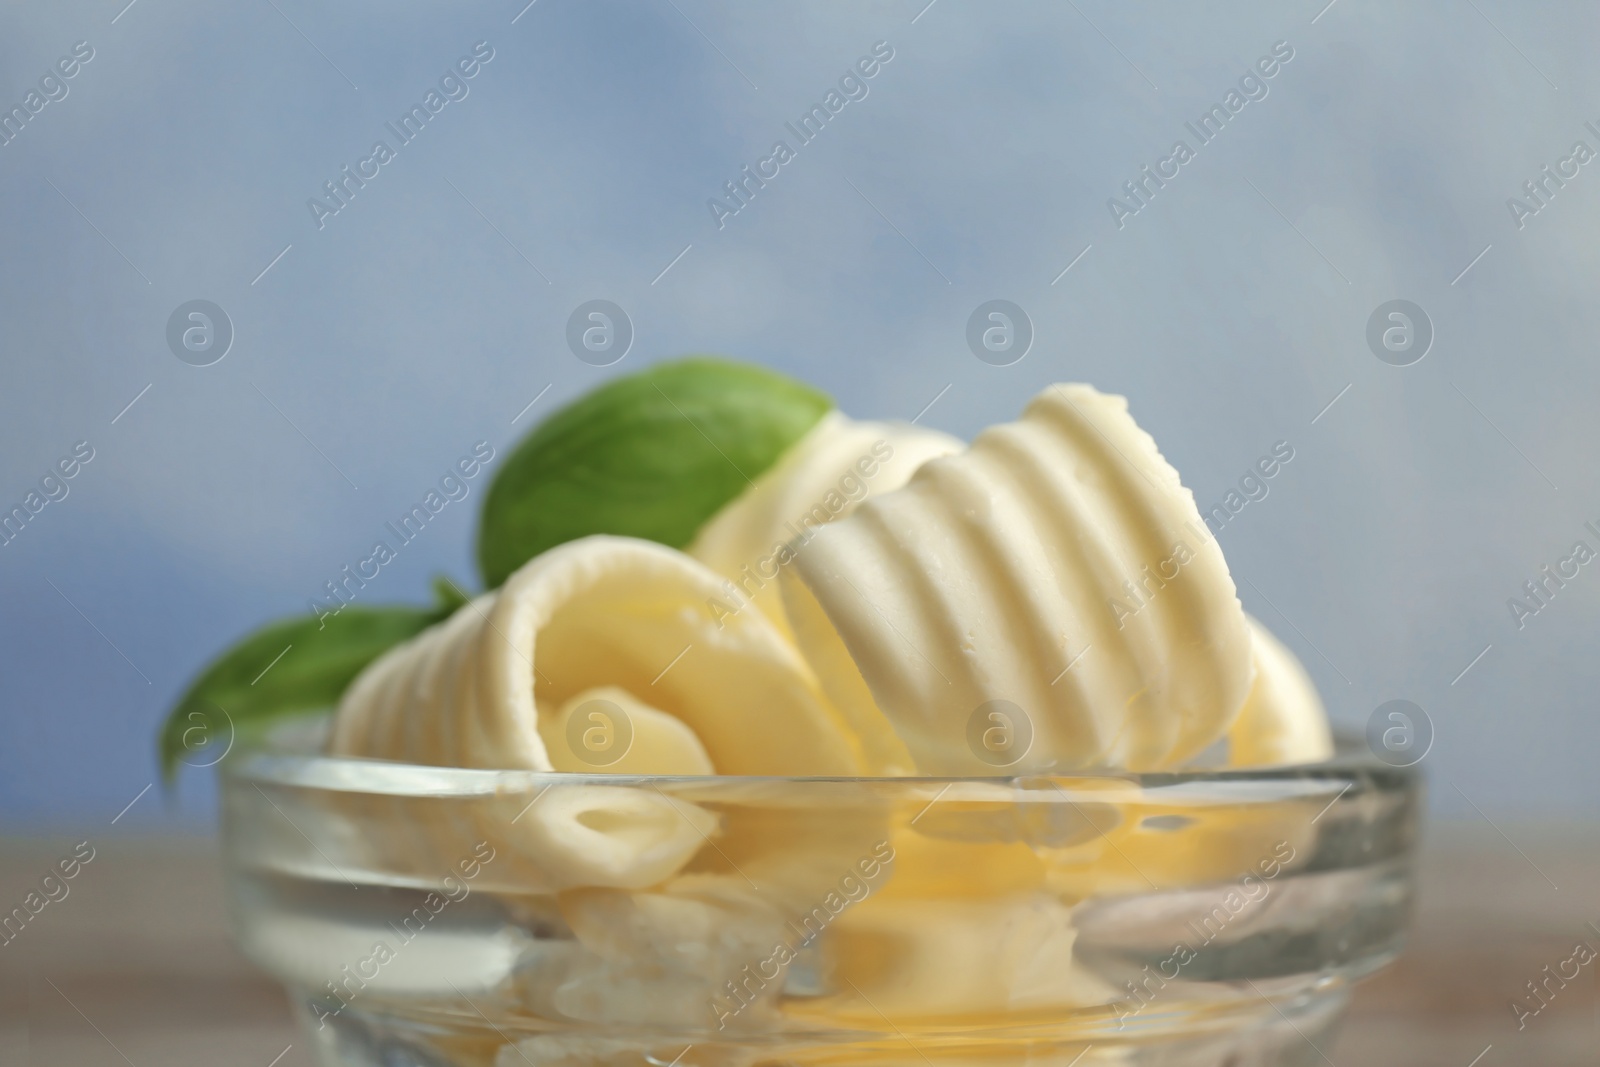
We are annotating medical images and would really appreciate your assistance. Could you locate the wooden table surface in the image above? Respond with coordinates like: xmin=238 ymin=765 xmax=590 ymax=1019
xmin=1 ymin=821 xmax=1595 ymax=1066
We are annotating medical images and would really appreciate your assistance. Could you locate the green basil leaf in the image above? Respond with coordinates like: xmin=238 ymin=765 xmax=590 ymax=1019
xmin=476 ymin=357 xmax=832 ymax=589
xmin=430 ymin=573 xmax=472 ymax=614
xmin=158 ymin=601 xmax=451 ymax=784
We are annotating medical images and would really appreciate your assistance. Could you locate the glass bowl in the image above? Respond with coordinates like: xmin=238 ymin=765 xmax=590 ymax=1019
xmin=220 ymin=736 xmax=1418 ymax=1067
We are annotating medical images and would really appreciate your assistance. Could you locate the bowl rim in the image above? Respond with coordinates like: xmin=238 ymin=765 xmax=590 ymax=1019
xmin=222 ymin=731 xmax=1414 ymax=798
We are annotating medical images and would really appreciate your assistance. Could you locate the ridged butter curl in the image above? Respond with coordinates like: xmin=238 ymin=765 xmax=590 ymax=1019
xmin=783 ymin=384 xmax=1257 ymax=774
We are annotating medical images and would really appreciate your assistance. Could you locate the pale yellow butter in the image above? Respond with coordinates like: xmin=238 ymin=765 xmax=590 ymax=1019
xmin=783 ymin=384 xmax=1257 ymax=774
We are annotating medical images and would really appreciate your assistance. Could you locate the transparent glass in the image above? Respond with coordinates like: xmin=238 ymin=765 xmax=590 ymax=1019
xmin=220 ymin=736 xmax=1418 ymax=1067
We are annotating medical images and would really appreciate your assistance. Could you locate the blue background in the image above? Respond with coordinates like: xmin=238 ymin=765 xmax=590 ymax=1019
xmin=2 ymin=0 xmax=1596 ymax=827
